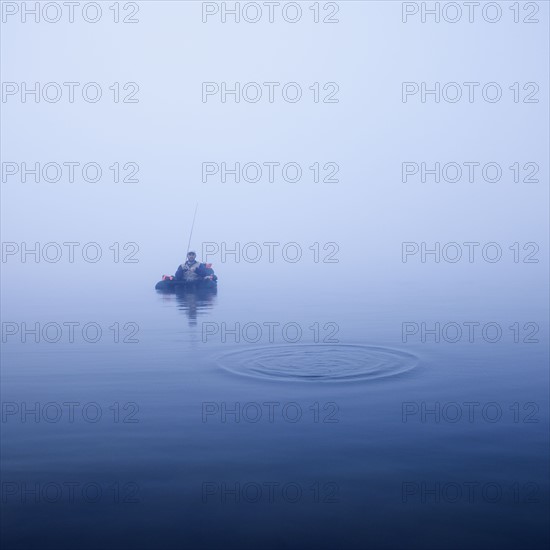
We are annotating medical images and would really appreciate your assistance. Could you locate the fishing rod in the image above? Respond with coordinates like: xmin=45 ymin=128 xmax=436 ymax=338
xmin=186 ymin=203 xmax=199 ymax=255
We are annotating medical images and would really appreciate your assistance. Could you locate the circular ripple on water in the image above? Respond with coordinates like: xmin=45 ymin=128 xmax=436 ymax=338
xmin=216 ymin=344 xmax=418 ymax=382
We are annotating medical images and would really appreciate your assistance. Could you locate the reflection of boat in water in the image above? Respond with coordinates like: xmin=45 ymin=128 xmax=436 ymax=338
xmin=156 ymin=283 xmax=217 ymax=325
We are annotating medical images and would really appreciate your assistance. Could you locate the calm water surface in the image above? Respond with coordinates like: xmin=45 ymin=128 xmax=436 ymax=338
xmin=1 ymin=275 xmax=548 ymax=550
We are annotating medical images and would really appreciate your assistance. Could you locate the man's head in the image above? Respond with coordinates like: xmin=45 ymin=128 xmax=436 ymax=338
xmin=187 ymin=251 xmax=197 ymax=261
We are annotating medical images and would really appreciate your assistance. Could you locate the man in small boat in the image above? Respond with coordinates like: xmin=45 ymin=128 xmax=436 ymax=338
xmin=175 ymin=251 xmax=210 ymax=282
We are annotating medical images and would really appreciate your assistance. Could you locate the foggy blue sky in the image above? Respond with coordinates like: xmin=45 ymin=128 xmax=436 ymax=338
xmin=1 ymin=1 xmax=548 ymax=303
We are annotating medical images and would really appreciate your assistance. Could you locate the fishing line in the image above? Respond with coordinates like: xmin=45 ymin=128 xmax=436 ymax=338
xmin=186 ymin=203 xmax=199 ymax=254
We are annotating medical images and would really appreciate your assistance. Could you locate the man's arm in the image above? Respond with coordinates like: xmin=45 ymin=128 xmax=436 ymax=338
xmin=196 ymin=263 xmax=208 ymax=277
